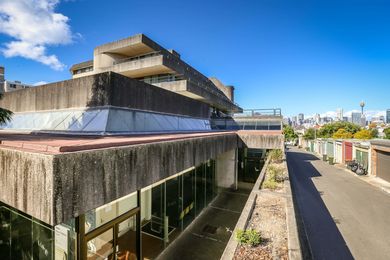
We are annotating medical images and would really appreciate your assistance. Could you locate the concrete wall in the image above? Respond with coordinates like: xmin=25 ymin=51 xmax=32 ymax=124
xmin=52 ymin=133 xmax=238 ymax=225
xmin=0 ymin=148 xmax=54 ymax=224
xmin=216 ymin=149 xmax=237 ymax=189
xmin=238 ymin=132 xmax=284 ymax=150
xmin=0 ymin=72 xmax=210 ymax=118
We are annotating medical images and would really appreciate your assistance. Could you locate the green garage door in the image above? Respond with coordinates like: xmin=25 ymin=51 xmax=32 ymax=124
xmin=356 ymin=150 xmax=369 ymax=171
xmin=377 ymin=151 xmax=390 ymax=182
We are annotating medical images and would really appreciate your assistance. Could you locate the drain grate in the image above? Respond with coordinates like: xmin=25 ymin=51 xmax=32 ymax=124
xmin=202 ymin=224 xmax=218 ymax=234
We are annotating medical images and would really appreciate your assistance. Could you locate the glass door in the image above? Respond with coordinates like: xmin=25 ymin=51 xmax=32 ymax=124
xmin=116 ymin=215 xmax=137 ymax=260
xmin=84 ymin=210 xmax=139 ymax=260
xmin=86 ymin=228 xmax=114 ymax=260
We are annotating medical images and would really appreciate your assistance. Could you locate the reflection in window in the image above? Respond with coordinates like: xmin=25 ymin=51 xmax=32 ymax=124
xmin=0 ymin=203 xmax=54 ymax=260
xmin=85 ymin=191 xmax=137 ymax=233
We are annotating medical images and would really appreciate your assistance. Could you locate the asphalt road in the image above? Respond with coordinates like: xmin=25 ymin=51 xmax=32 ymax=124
xmin=287 ymin=147 xmax=390 ymax=260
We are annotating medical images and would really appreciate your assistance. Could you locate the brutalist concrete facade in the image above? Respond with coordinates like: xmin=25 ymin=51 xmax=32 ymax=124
xmin=0 ymin=72 xmax=209 ymax=118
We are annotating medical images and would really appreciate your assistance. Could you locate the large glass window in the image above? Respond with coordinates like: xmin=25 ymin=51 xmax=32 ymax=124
xmin=86 ymin=228 xmax=114 ymax=260
xmin=141 ymin=183 xmax=165 ymax=259
xmin=182 ymin=170 xmax=196 ymax=229
xmin=0 ymin=203 xmax=54 ymax=260
xmin=205 ymin=160 xmax=217 ymax=205
xmin=195 ymin=164 xmax=206 ymax=216
xmin=140 ymin=160 xmax=216 ymax=259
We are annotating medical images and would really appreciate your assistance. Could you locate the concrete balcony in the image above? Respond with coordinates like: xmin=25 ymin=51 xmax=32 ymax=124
xmin=108 ymin=54 xmax=173 ymax=78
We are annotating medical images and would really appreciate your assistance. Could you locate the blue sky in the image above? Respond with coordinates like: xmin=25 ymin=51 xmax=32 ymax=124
xmin=0 ymin=0 xmax=389 ymax=117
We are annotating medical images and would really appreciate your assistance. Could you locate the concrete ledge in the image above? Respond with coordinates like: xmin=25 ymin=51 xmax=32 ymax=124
xmin=220 ymin=156 xmax=270 ymax=260
xmin=284 ymin=159 xmax=303 ymax=260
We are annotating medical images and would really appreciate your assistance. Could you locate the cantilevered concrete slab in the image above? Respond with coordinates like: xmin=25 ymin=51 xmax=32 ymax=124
xmin=70 ymin=34 xmax=242 ymax=113
xmin=0 ymin=132 xmax=238 ymax=225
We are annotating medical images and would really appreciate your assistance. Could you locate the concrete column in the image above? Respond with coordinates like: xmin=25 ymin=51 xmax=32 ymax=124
xmin=216 ymin=148 xmax=237 ymax=190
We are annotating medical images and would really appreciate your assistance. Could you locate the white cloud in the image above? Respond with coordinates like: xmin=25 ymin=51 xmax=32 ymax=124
xmin=320 ymin=111 xmax=337 ymax=118
xmin=0 ymin=0 xmax=73 ymax=70
xmin=33 ymin=81 xmax=48 ymax=86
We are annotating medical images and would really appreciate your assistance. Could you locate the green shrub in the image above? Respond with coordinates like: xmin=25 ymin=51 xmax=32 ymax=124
xmin=267 ymin=165 xmax=285 ymax=183
xmin=235 ymin=229 xmax=261 ymax=247
xmin=246 ymin=229 xmax=262 ymax=246
xmin=269 ymin=149 xmax=283 ymax=163
xmin=262 ymin=178 xmax=278 ymax=190
xmin=236 ymin=229 xmax=247 ymax=244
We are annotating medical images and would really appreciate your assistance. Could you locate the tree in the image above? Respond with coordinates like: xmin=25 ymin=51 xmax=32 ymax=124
xmin=303 ymin=128 xmax=316 ymax=140
xmin=354 ymin=129 xmax=373 ymax=139
xmin=370 ymin=128 xmax=379 ymax=138
xmin=317 ymin=122 xmax=361 ymax=138
xmin=332 ymin=128 xmax=353 ymax=139
xmin=283 ymin=125 xmax=298 ymax=141
xmin=384 ymin=128 xmax=390 ymax=140
xmin=0 ymin=93 xmax=12 ymax=124
xmin=368 ymin=122 xmax=377 ymax=129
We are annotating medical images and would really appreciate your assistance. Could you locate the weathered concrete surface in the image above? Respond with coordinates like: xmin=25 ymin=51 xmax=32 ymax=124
xmin=49 ymin=133 xmax=237 ymax=225
xmin=0 ymin=130 xmax=286 ymax=225
xmin=0 ymin=133 xmax=238 ymax=225
xmin=0 ymin=72 xmax=209 ymax=118
xmin=216 ymin=149 xmax=237 ymax=189
xmin=238 ymin=130 xmax=284 ymax=149
xmin=0 ymin=148 xmax=53 ymax=223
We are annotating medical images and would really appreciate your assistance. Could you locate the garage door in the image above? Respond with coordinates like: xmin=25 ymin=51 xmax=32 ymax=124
xmin=377 ymin=151 xmax=390 ymax=182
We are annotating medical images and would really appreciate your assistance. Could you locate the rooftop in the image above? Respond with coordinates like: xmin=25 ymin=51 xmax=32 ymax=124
xmin=0 ymin=130 xmax=282 ymax=155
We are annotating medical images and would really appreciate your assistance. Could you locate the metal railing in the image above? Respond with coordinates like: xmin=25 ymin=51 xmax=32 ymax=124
xmin=113 ymin=51 xmax=162 ymax=65
xmin=210 ymin=118 xmax=282 ymax=131
xmin=233 ymin=109 xmax=282 ymax=118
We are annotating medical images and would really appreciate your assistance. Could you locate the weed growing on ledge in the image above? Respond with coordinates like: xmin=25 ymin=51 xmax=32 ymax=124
xmin=236 ymin=229 xmax=262 ymax=247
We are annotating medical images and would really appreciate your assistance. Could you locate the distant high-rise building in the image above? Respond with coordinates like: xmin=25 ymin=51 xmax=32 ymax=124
xmin=292 ymin=116 xmax=298 ymax=126
xmin=298 ymin=113 xmax=304 ymax=125
xmin=337 ymin=108 xmax=343 ymax=121
xmin=361 ymin=115 xmax=367 ymax=127
xmin=0 ymin=66 xmax=31 ymax=93
xmin=387 ymin=109 xmax=390 ymax=124
xmin=343 ymin=116 xmax=348 ymax=122
xmin=351 ymin=112 xmax=362 ymax=126
xmin=314 ymin=113 xmax=320 ymax=124
xmin=283 ymin=117 xmax=291 ymax=126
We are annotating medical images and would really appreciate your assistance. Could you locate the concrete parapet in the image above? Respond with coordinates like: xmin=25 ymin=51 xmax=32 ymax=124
xmin=0 ymin=148 xmax=54 ymax=224
xmin=0 ymin=72 xmax=209 ymax=118
xmin=238 ymin=130 xmax=284 ymax=149
xmin=0 ymin=133 xmax=238 ymax=225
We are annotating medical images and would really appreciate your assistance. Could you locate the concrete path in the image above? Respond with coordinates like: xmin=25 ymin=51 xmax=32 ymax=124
xmin=287 ymin=147 xmax=390 ymax=260
xmin=157 ymin=183 xmax=252 ymax=260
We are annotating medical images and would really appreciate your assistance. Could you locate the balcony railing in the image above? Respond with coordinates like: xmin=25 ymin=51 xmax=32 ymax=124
xmin=113 ymin=51 xmax=162 ymax=65
xmin=233 ymin=109 xmax=282 ymax=118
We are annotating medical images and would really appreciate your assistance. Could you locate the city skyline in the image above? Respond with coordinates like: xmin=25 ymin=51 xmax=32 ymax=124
xmin=286 ymin=108 xmax=386 ymax=120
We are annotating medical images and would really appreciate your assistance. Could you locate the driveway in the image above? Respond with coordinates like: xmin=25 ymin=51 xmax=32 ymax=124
xmin=287 ymin=147 xmax=390 ymax=260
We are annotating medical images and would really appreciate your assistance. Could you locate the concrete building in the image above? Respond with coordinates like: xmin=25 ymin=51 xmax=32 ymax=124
xmin=336 ymin=108 xmax=343 ymax=121
xmin=70 ymin=34 xmax=240 ymax=115
xmin=351 ymin=112 xmax=362 ymax=126
xmin=0 ymin=35 xmax=283 ymax=260
xmin=387 ymin=109 xmax=390 ymax=124
xmin=0 ymin=66 xmax=32 ymax=93
xmin=314 ymin=113 xmax=321 ymax=124
xmin=298 ymin=113 xmax=304 ymax=125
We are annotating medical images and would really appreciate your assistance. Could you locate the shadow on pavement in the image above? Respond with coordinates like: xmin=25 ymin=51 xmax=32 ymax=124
xmin=287 ymin=148 xmax=354 ymax=260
